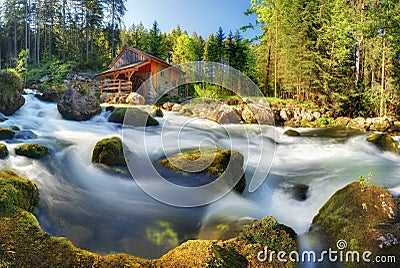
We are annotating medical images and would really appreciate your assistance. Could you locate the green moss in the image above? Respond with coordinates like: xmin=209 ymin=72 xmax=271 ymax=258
xmin=0 ymin=143 xmax=9 ymax=159
xmin=156 ymin=240 xmax=248 ymax=267
xmin=0 ymin=128 xmax=15 ymax=140
xmin=0 ymin=170 xmax=296 ymax=267
xmin=0 ymin=170 xmax=39 ymax=217
xmin=311 ymin=182 xmax=400 ymax=267
xmin=92 ymin=137 xmax=126 ymax=167
xmin=15 ymin=144 xmax=50 ymax=159
xmin=108 ymin=108 xmax=159 ymax=126
xmin=0 ymin=69 xmax=23 ymax=92
xmin=366 ymin=133 xmax=398 ymax=154
xmin=160 ymin=148 xmax=246 ymax=193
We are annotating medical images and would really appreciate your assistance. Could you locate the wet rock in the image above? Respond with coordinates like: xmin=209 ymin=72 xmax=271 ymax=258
xmin=0 ymin=69 xmax=25 ymax=116
xmin=105 ymin=106 xmax=115 ymax=112
xmin=57 ymin=87 xmax=101 ymax=121
xmin=91 ymin=137 xmax=126 ymax=167
xmin=15 ymin=144 xmax=49 ymax=159
xmin=311 ymin=182 xmax=400 ymax=265
xmin=0 ymin=144 xmax=9 ymax=159
xmin=367 ymin=133 xmax=398 ymax=154
xmin=14 ymin=130 xmax=38 ymax=140
xmin=35 ymin=87 xmax=64 ymax=103
xmin=284 ymin=129 xmax=301 ymax=137
xmin=287 ymin=184 xmax=309 ymax=201
xmin=160 ymin=148 xmax=246 ymax=194
xmin=109 ymin=107 xmax=159 ymax=126
xmin=0 ymin=128 xmax=15 ymax=140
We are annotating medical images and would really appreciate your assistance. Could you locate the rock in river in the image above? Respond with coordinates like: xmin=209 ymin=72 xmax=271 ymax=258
xmin=311 ymin=182 xmax=400 ymax=266
xmin=0 ymin=69 xmax=25 ymax=116
xmin=57 ymin=87 xmax=101 ymax=121
xmin=91 ymin=137 xmax=126 ymax=167
xmin=160 ymin=148 xmax=246 ymax=194
xmin=366 ymin=133 xmax=398 ymax=154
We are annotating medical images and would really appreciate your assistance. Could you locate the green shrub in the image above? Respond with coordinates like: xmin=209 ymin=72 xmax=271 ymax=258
xmin=0 ymin=69 xmax=23 ymax=92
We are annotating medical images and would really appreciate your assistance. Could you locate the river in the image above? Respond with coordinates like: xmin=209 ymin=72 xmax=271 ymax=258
xmin=1 ymin=94 xmax=399 ymax=260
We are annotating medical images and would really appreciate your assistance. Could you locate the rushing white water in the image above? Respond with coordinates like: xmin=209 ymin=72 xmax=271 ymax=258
xmin=1 ymin=94 xmax=400 ymax=259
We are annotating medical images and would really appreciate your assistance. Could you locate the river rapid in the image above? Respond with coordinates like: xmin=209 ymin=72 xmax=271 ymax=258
xmin=1 ymin=94 xmax=400 ymax=259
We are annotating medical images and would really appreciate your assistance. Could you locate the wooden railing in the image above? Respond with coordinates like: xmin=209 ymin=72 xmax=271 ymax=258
xmin=99 ymin=80 xmax=132 ymax=93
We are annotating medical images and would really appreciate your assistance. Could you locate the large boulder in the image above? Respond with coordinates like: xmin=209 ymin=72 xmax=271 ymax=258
xmin=15 ymin=144 xmax=49 ymax=159
xmin=0 ymin=69 xmax=25 ymax=116
xmin=311 ymin=182 xmax=400 ymax=266
xmin=366 ymin=133 xmax=398 ymax=154
xmin=207 ymin=104 xmax=241 ymax=124
xmin=57 ymin=87 xmax=101 ymax=121
xmin=160 ymin=148 xmax=246 ymax=193
xmin=108 ymin=107 xmax=159 ymax=127
xmin=126 ymin=92 xmax=145 ymax=105
xmin=241 ymin=103 xmax=274 ymax=125
xmin=91 ymin=137 xmax=126 ymax=167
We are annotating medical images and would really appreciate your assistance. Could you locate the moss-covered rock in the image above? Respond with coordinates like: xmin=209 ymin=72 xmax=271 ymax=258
xmin=284 ymin=129 xmax=300 ymax=137
xmin=0 ymin=69 xmax=25 ymax=116
xmin=108 ymin=108 xmax=159 ymax=127
xmin=366 ymin=133 xmax=398 ymax=153
xmin=0 ymin=143 xmax=9 ymax=159
xmin=92 ymin=137 xmax=126 ymax=167
xmin=160 ymin=148 xmax=246 ymax=193
xmin=0 ymin=170 xmax=39 ymax=217
xmin=156 ymin=239 xmax=247 ymax=267
xmin=311 ymin=182 xmax=400 ymax=267
xmin=15 ymin=143 xmax=50 ymax=159
xmin=0 ymin=127 xmax=14 ymax=140
xmin=235 ymin=216 xmax=297 ymax=267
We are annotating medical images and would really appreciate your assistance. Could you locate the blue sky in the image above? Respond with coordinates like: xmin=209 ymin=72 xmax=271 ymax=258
xmin=123 ymin=0 xmax=262 ymax=40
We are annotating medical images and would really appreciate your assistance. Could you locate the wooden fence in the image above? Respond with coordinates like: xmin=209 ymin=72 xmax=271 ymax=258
xmin=99 ymin=80 xmax=132 ymax=93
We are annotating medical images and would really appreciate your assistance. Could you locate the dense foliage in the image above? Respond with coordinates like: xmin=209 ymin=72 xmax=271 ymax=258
xmin=250 ymin=0 xmax=400 ymax=117
xmin=1 ymin=0 xmax=400 ymax=117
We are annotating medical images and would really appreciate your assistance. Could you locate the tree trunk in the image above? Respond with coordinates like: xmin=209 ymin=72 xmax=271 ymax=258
xmin=380 ymin=39 xmax=385 ymax=117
